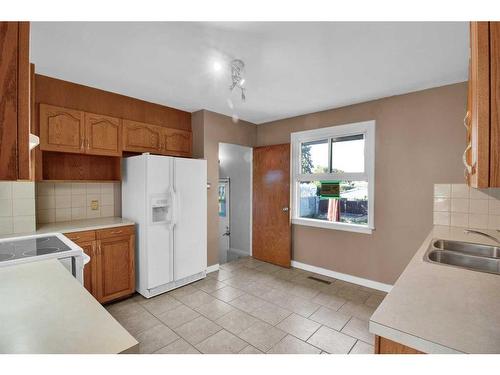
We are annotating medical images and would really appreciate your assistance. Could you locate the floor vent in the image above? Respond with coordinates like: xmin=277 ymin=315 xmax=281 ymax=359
xmin=307 ymin=276 xmax=331 ymax=285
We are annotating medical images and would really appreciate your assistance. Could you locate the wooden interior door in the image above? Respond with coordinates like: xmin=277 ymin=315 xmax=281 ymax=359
xmin=39 ymin=104 xmax=85 ymax=154
xmin=96 ymin=234 xmax=135 ymax=303
xmin=252 ymin=143 xmax=291 ymax=268
xmin=84 ymin=112 xmax=122 ymax=156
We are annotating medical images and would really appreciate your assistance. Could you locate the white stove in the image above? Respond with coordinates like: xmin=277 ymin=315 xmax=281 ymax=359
xmin=0 ymin=233 xmax=90 ymax=284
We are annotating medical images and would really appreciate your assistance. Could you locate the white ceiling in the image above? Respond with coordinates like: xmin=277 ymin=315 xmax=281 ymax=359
xmin=31 ymin=22 xmax=469 ymax=124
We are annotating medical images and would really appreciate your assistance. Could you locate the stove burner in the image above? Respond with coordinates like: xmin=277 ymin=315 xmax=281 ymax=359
xmin=0 ymin=235 xmax=72 ymax=262
xmin=0 ymin=253 xmax=14 ymax=261
xmin=22 ymin=247 xmax=62 ymax=256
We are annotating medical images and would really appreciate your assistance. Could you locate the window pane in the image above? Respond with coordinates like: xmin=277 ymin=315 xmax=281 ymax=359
xmin=298 ymin=180 xmax=368 ymax=225
xmin=331 ymin=134 xmax=364 ymax=173
xmin=301 ymin=139 xmax=329 ymax=174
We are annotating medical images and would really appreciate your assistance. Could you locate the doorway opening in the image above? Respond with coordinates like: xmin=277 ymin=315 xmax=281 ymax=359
xmin=218 ymin=143 xmax=253 ymax=264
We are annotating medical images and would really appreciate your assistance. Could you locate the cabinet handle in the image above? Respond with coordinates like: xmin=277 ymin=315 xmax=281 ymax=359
xmin=111 ymin=230 xmax=122 ymax=234
xmin=463 ymin=111 xmax=471 ymax=130
xmin=80 ymin=138 xmax=84 ymax=150
xmin=462 ymin=143 xmax=472 ymax=174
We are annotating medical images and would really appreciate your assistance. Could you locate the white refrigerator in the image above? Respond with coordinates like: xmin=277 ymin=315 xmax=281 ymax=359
xmin=122 ymin=154 xmax=207 ymax=298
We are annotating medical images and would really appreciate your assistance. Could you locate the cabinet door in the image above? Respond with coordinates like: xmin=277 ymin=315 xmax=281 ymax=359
xmin=162 ymin=128 xmax=192 ymax=156
xmin=468 ymin=22 xmax=490 ymax=188
xmin=64 ymin=231 xmax=98 ymax=298
xmin=490 ymin=22 xmax=500 ymax=186
xmin=79 ymin=240 xmax=98 ymax=297
xmin=0 ymin=22 xmax=18 ymax=180
xmin=96 ymin=234 xmax=135 ymax=303
xmin=122 ymin=120 xmax=162 ymax=153
xmin=39 ymin=104 xmax=85 ymax=154
xmin=85 ymin=112 xmax=122 ymax=156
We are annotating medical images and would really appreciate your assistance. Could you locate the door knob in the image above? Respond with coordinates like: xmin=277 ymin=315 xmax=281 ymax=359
xmin=282 ymin=207 xmax=289 ymax=212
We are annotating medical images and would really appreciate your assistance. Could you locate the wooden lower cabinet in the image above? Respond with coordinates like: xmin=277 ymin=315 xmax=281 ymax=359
xmin=79 ymin=240 xmax=97 ymax=296
xmin=96 ymin=233 xmax=135 ymax=303
xmin=65 ymin=225 xmax=135 ymax=304
xmin=375 ymin=335 xmax=424 ymax=354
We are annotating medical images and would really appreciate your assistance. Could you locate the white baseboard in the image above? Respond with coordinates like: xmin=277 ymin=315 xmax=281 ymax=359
xmin=206 ymin=263 xmax=220 ymax=274
xmin=291 ymin=260 xmax=393 ymax=293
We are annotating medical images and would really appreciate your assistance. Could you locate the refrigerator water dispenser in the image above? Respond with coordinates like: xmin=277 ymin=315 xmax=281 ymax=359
xmin=150 ymin=195 xmax=171 ymax=224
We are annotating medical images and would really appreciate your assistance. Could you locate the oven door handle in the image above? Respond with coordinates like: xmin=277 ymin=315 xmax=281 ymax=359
xmin=81 ymin=253 xmax=90 ymax=265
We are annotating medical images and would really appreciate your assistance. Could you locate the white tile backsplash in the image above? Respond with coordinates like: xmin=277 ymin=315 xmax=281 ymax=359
xmin=451 ymin=184 xmax=470 ymax=199
xmin=13 ymin=181 xmax=35 ymax=199
xmin=434 ymin=184 xmax=451 ymax=198
xmin=433 ymin=183 xmax=500 ymax=230
xmin=13 ymin=215 xmax=36 ymax=234
xmin=0 ymin=199 xmax=13 ymax=217
xmin=36 ymin=182 xmax=120 ymax=223
xmin=55 ymin=194 xmax=71 ymax=209
xmin=0 ymin=217 xmax=13 ymax=235
xmin=0 ymin=182 xmax=13 ymax=199
xmin=0 ymin=182 xmax=36 ymax=235
xmin=55 ymin=183 xmax=72 ymax=196
xmin=450 ymin=198 xmax=469 ymax=213
xmin=433 ymin=198 xmax=450 ymax=212
xmin=13 ymin=199 xmax=35 ymax=216
xmin=450 ymin=212 xmax=469 ymax=227
xmin=469 ymin=199 xmax=489 ymax=214
xmin=433 ymin=212 xmax=450 ymax=226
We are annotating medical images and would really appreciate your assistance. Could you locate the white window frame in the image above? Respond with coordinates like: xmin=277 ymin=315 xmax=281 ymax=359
xmin=290 ymin=120 xmax=375 ymax=234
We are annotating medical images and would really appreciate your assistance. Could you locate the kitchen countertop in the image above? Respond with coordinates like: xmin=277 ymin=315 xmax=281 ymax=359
xmin=0 ymin=259 xmax=138 ymax=354
xmin=36 ymin=217 xmax=135 ymax=234
xmin=369 ymin=225 xmax=500 ymax=354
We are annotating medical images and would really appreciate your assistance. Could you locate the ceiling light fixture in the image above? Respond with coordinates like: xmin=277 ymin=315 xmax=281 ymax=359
xmin=213 ymin=61 xmax=222 ymax=72
xmin=229 ymin=59 xmax=246 ymax=102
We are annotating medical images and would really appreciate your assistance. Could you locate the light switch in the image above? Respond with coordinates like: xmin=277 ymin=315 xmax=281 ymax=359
xmin=91 ymin=200 xmax=99 ymax=210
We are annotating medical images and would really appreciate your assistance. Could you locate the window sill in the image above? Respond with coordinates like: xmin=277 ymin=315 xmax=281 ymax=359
xmin=292 ymin=218 xmax=374 ymax=234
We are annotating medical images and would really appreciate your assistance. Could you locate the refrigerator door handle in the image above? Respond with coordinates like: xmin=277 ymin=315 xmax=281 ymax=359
xmin=170 ymin=186 xmax=178 ymax=227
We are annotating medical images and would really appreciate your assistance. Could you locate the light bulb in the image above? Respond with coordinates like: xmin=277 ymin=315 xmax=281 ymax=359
xmin=213 ymin=61 xmax=222 ymax=72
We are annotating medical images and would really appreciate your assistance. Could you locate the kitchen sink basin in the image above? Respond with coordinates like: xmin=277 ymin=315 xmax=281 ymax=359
xmin=432 ymin=239 xmax=500 ymax=258
xmin=424 ymin=239 xmax=500 ymax=275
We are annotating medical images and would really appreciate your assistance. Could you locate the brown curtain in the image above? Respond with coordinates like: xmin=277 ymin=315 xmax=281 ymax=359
xmin=327 ymin=199 xmax=340 ymax=222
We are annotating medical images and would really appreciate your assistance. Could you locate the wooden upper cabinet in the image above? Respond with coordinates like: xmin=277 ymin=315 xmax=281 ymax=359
xmin=122 ymin=119 xmax=162 ymax=153
xmin=467 ymin=22 xmax=490 ymax=188
xmin=466 ymin=22 xmax=500 ymax=188
xmin=85 ymin=112 xmax=122 ymax=156
xmin=162 ymin=128 xmax=192 ymax=156
xmin=0 ymin=22 xmax=31 ymax=181
xmin=40 ymin=104 xmax=85 ymax=154
xmin=96 ymin=231 xmax=135 ymax=304
xmin=490 ymin=23 xmax=500 ymax=186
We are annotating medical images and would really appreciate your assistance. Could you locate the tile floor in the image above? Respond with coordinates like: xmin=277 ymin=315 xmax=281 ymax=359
xmin=106 ymin=257 xmax=386 ymax=354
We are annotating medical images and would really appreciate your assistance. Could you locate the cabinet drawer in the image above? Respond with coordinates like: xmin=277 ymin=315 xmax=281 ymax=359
xmin=64 ymin=230 xmax=96 ymax=243
xmin=97 ymin=225 xmax=135 ymax=239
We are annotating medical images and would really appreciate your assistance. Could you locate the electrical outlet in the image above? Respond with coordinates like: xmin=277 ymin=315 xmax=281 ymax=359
xmin=91 ymin=200 xmax=99 ymax=210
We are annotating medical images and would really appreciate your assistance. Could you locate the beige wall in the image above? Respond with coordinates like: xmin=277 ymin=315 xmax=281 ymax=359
xmin=192 ymin=110 xmax=257 ymax=266
xmin=256 ymin=82 xmax=467 ymax=284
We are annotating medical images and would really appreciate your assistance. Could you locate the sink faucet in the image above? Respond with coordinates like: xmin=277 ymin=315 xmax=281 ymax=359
xmin=464 ymin=229 xmax=500 ymax=245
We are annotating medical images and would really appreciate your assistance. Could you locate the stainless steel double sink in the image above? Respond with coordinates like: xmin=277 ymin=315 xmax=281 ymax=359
xmin=424 ymin=239 xmax=500 ymax=275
